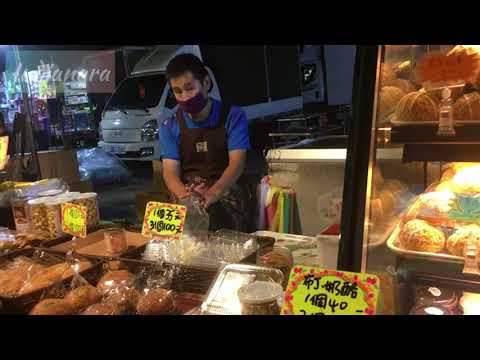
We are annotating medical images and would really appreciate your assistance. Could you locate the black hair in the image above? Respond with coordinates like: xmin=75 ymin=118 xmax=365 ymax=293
xmin=0 ymin=112 xmax=4 ymax=127
xmin=166 ymin=53 xmax=209 ymax=83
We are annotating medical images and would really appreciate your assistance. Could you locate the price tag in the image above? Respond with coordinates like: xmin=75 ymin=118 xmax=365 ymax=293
xmin=0 ymin=136 xmax=8 ymax=171
xmin=142 ymin=202 xmax=187 ymax=238
xmin=281 ymin=266 xmax=380 ymax=315
xmin=418 ymin=51 xmax=480 ymax=85
xmin=61 ymin=203 xmax=87 ymax=238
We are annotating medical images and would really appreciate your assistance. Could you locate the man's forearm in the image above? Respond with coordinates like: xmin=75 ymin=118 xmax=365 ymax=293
xmin=209 ymin=163 xmax=244 ymax=196
xmin=163 ymin=172 xmax=189 ymax=199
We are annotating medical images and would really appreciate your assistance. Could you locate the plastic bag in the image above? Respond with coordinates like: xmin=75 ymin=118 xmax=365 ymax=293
xmin=77 ymin=148 xmax=130 ymax=185
xmin=179 ymin=194 xmax=210 ymax=238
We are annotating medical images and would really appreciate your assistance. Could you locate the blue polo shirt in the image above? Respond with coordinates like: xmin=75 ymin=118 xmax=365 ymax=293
xmin=159 ymin=99 xmax=251 ymax=161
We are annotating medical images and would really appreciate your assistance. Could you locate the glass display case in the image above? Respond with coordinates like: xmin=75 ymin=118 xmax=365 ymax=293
xmin=340 ymin=45 xmax=480 ymax=315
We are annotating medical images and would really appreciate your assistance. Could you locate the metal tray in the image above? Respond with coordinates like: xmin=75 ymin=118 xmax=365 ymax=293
xmin=201 ymin=264 xmax=284 ymax=315
xmin=386 ymin=223 xmax=464 ymax=264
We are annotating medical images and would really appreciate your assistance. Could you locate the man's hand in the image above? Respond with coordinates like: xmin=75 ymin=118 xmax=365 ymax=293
xmin=203 ymin=188 xmax=223 ymax=209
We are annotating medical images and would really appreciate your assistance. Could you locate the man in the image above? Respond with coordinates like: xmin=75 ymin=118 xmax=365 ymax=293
xmin=159 ymin=53 xmax=250 ymax=232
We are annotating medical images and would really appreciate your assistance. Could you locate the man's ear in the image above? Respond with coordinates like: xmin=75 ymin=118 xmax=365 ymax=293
xmin=203 ymin=75 xmax=212 ymax=93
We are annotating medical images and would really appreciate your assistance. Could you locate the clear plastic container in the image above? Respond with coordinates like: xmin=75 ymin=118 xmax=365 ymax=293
xmin=10 ymin=195 xmax=32 ymax=233
xmin=237 ymin=281 xmax=283 ymax=315
xmin=27 ymin=197 xmax=49 ymax=237
xmin=44 ymin=198 xmax=65 ymax=239
xmin=104 ymin=228 xmax=128 ymax=254
xmin=257 ymin=246 xmax=293 ymax=289
xmin=73 ymin=193 xmax=99 ymax=227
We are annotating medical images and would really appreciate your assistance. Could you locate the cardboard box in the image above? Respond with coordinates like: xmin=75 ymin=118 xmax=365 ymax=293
xmin=68 ymin=180 xmax=94 ymax=193
xmin=37 ymin=149 xmax=81 ymax=184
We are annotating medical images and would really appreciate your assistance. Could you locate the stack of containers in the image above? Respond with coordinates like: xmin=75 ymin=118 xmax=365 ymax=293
xmin=25 ymin=191 xmax=100 ymax=240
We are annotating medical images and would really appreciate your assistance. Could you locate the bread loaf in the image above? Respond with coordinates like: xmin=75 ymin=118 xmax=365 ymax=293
xmin=96 ymin=270 xmax=135 ymax=296
xmin=30 ymin=299 xmax=74 ymax=315
xmin=395 ymin=91 xmax=438 ymax=122
xmin=82 ymin=303 xmax=122 ymax=315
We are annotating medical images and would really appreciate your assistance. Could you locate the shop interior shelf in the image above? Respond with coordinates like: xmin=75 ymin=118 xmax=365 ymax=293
xmin=391 ymin=122 xmax=480 ymax=144
xmin=401 ymin=142 xmax=480 ymax=162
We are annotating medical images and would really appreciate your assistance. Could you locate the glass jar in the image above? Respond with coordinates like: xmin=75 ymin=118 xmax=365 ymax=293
xmin=104 ymin=228 xmax=128 ymax=254
xmin=257 ymin=246 xmax=293 ymax=289
xmin=238 ymin=281 xmax=283 ymax=315
xmin=27 ymin=197 xmax=49 ymax=237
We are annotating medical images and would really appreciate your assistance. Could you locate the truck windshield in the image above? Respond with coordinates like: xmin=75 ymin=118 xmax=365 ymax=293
xmin=106 ymin=74 xmax=166 ymax=110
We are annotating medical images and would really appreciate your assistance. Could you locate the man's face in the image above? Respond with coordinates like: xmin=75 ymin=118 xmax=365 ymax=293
xmin=170 ymin=71 xmax=210 ymax=103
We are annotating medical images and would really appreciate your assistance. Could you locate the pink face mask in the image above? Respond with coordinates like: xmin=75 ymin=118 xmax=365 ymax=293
xmin=178 ymin=91 xmax=208 ymax=115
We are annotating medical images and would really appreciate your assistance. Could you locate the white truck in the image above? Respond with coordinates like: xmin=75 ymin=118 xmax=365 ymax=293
xmin=98 ymin=45 xmax=303 ymax=161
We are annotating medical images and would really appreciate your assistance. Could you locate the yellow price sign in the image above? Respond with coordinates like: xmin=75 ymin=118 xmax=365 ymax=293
xmin=0 ymin=136 xmax=8 ymax=171
xmin=142 ymin=202 xmax=187 ymax=238
xmin=61 ymin=203 xmax=87 ymax=238
xmin=281 ymin=266 xmax=380 ymax=315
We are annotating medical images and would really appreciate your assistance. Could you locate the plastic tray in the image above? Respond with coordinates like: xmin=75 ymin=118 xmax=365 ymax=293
xmin=386 ymin=223 xmax=464 ymax=264
xmin=201 ymin=264 xmax=284 ymax=315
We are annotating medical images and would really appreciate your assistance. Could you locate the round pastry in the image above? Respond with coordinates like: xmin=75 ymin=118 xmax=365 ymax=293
xmin=384 ymin=78 xmax=416 ymax=93
xmin=395 ymin=91 xmax=439 ymax=122
xmin=381 ymin=63 xmax=396 ymax=83
xmin=104 ymin=287 xmax=140 ymax=314
xmin=394 ymin=60 xmax=412 ymax=79
xmin=82 ymin=303 xmax=122 ymax=315
xmin=136 ymin=288 xmax=175 ymax=315
xmin=379 ymin=189 xmax=396 ymax=215
xmin=370 ymin=198 xmax=384 ymax=224
xmin=441 ymin=166 xmax=456 ymax=182
xmin=383 ymin=179 xmax=408 ymax=197
xmin=30 ymin=299 xmax=74 ymax=315
xmin=446 ymin=224 xmax=480 ymax=257
xmin=96 ymin=270 xmax=135 ymax=296
xmin=398 ymin=219 xmax=446 ymax=253
xmin=404 ymin=191 xmax=455 ymax=223
xmin=451 ymin=165 xmax=480 ymax=194
xmin=453 ymin=92 xmax=480 ymax=121
xmin=436 ymin=181 xmax=455 ymax=193
xmin=65 ymin=285 xmax=101 ymax=312
xmin=378 ymin=86 xmax=406 ymax=124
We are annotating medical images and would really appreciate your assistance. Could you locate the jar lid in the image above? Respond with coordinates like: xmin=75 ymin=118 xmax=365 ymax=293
xmin=27 ymin=198 xmax=47 ymax=206
xmin=409 ymin=304 xmax=452 ymax=315
xmin=416 ymin=286 xmax=457 ymax=306
xmin=237 ymin=281 xmax=283 ymax=305
xmin=38 ymin=189 xmax=64 ymax=197
xmin=75 ymin=193 xmax=96 ymax=200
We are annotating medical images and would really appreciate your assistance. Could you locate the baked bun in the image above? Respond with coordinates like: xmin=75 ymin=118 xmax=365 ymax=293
xmin=370 ymin=198 xmax=384 ymax=224
xmin=30 ymin=299 xmax=74 ymax=315
xmin=65 ymin=285 xmax=101 ymax=311
xmin=378 ymin=86 xmax=405 ymax=123
xmin=104 ymin=287 xmax=140 ymax=314
xmin=379 ymin=189 xmax=396 ymax=215
xmin=96 ymin=270 xmax=135 ymax=296
xmin=0 ymin=274 xmax=26 ymax=297
xmin=436 ymin=181 xmax=455 ymax=193
xmin=447 ymin=224 xmax=480 ymax=257
xmin=136 ymin=288 xmax=175 ymax=315
xmin=384 ymin=78 xmax=416 ymax=93
xmin=451 ymin=165 xmax=480 ymax=194
xmin=395 ymin=91 xmax=438 ymax=122
xmin=399 ymin=219 xmax=446 ymax=253
xmin=82 ymin=303 xmax=122 ymax=315
xmin=453 ymin=92 xmax=480 ymax=121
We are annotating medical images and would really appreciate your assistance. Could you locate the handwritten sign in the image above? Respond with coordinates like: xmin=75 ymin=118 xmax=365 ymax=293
xmin=448 ymin=194 xmax=480 ymax=223
xmin=281 ymin=266 xmax=380 ymax=315
xmin=418 ymin=51 xmax=480 ymax=85
xmin=61 ymin=203 xmax=87 ymax=238
xmin=142 ymin=202 xmax=187 ymax=238
xmin=0 ymin=136 xmax=8 ymax=171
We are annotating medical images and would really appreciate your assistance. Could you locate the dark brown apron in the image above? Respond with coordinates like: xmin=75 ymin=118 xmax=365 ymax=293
xmin=172 ymin=103 xmax=249 ymax=232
